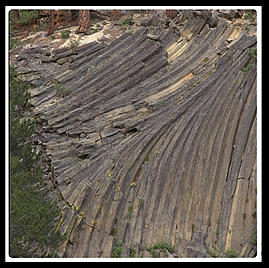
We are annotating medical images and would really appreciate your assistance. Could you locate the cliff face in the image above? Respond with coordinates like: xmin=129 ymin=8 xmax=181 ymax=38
xmin=10 ymin=10 xmax=257 ymax=258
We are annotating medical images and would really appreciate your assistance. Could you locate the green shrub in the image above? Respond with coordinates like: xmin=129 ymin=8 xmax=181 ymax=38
xmin=225 ymin=249 xmax=237 ymax=258
xmin=53 ymin=82 xmax=70 ymax=97
xmin=18 ymin=10 xmax=38 ymax=25
xmin=61 ymin=30 xmax=71 ymax=39
xmin=35 ymin=22 xmax=49 ymax=32
xmin=243 ymin=11 xmax=254 ymax=21
xmin=127 ymin=204 xmax=133 ymax=220
xmin=151 ymin=241 xmax=175 ymax=253
xmin=119 ymin=17 xmax=134 ymax=30
xmin=87 ymin=65 xmax=96 ymax=72
xmin=9 ymin=66 xmax=64 ymax=257
xmin=250 ymin=228 xmax=257 ymax=246
xmin=68 ymin=38 xmax=80 ymax=50
xmin=112 ymin=241 xmax=123 ymax=257
xmin=128 ymin=246 xmax=136 ymax=257
xmin=9 ymin=38 xmax=19 ymax=50
xmin=140 ymin=241 xmax=175 ymax=257
xmin=208 ymin=248 xmax=219 ymax=257
xmin=242 ymin=47 xmax=257 ymax=75
xmin=119 ymin=17 xmax=134 ymax=26
xmin=242 ymin=64 xmax=252 ymax=74
xmin=248 ymin=48 xmax=257 ymax=59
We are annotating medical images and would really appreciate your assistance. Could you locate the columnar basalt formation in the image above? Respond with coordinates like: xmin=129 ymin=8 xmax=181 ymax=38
xmin=10 ymin=10 xmax=257 ymax=258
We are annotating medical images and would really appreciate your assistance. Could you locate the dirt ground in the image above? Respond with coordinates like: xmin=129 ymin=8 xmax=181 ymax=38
xmin=9 ymin=10 xmax=150 ymax=51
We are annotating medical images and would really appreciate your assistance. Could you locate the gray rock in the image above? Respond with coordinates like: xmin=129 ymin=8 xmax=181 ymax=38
xmin=207 ymin=17 xmax=219 ymax=28
xmin=212 ymin=9 xmax=219 ymax=18
xmin=218 ymin=9 xmax=236 ymax=19
xmin=147 ymin=33 xmax=159 ymax=41
xmin=100 ymin=128 xmax=119 ymax=139
xmin=140 ymin=16 xmax=153 ymax=27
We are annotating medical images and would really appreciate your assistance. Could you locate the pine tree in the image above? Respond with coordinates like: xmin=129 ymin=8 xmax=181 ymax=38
xmin=75 ymin=10 xmax=90 ymax=34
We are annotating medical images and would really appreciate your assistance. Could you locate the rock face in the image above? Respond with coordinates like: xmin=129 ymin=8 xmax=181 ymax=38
xmin=10 ymin=10 xmax=257 ymax=258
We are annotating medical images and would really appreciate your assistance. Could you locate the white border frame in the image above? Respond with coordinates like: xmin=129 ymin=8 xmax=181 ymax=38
xmin=5 ymin=6 xmax=262 ymax=262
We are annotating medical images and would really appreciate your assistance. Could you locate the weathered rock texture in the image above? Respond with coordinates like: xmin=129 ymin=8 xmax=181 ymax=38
xmin=10 ymin=10 xmax=257 ymax=258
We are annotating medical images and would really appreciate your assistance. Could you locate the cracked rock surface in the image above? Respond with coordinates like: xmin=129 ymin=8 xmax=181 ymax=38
xmin=10 ymin=10 xmax=257 ymax=258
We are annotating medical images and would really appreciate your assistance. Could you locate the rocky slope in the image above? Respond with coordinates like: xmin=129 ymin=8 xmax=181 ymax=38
xmin=10 ymin=9 xmax=257 ymax=258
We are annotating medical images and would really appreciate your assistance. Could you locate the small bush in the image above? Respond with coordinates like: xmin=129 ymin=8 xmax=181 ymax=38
xmin=128 ymin=247 xmax=136 ymax=257
xmin=208 ymin=248 xmax=219 ymax=257
xmin=250 ymin=228 xmax=257 ymax=246
xmin=243 ymin=11 xmax=254 ymax=21
xmin=112 ymin=241 xmax=123 ymax=257
xmin=68 ymin=38 xmax=80 ymax=50
xmin=242 ymin=64 xmax=252 ymax=74
xmin=140 ymin=241 xmax=175 ymax=257
xmin=119 ymin=17 xmax=134 ymax=30
xmin=61 ymin=30 xmax=71 ymax=39
xmin=248 ymin=48 xmax=257 ymax=59
xmin=18 ymin=10 xmax=38 ymax=25
xmin=119 ymin=17 xmax=134 ymax=26
xmin=35 ymin=22 xmax=48 ymax=32
xmin=242 ymin=47 xmax=257 ymax=75
xmin=9 ymin=38 xmax=19 ymax=50
xmin=87 ymin=65 xmax=96 ymax=72
xmin=225 ymin=249 xmax=237 ymax=258
xmin=151 ymin=241 xmax=175 ymax=253
xmin=127 ymin=204 xmax=133 ymax=220
xmin=53 ymin=82 xmax=70 ymax=97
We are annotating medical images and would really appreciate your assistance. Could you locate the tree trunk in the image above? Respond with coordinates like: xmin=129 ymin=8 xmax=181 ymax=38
xmin=65 ymin=10 xmax=72 ymax=27
xmin=12 ymin=10 xmax=19 ymax=24
xmin=47 ymin=10 xmax=55 ymax=36
xmin=75 ymin=10 xmax=90 ymax=34
xmin=166 ymin=10 xmax=177 ymax=20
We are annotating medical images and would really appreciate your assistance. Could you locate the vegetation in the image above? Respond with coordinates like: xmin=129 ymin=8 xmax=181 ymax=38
xmin=111 ymin=240 xmax=175 ymax=258
xmin=242 ymin=65 xmax=252 ymax=75
xmin=128 ymin=246 xmax=136 ymax=257
xmin=9 ymin=38 xmax=19 ymax=50
xmin=9 ymin=67 xmax=64 ymax=257
xmin=250 ymin=228 xmax=257 ymax=246
xmin=202 ymin=57 xmax=209 ymax=64
xmin=248 ymin=48 xmax=257 ymax=59
xmin=216 ymin=216 xmax=221 ymax=236
xmin=89 ymin=24 xmax=102 ymax=33
xmin=17 ymin=10 xmax=38 ymax=25
xmin=112 ymin=241 xmax=123 ymax=257
xmin=35 ymin=22 xmax=49 ymax=32
xmin=53 ymin=82 xmax=70 ymax=97
xmin=118 ymin=17 xmax=134 ymax=30
xmin=87 ymin=65 xmax=96 ymax=72
xmin=242 ymin=47 xmax=257 ymax=75
xmin=151 ymin=241 xmax=175 ymax=253
xmin=243 ymin=11 xmax=255 ymax=21
xmin=68 ymin=38 xmax=80 ymax=50
xmin=140 ymin=241 xmax=175 ymax=257
xmin=61 ymin=30 xmax=71 ymax=39
xmin=224 ymin=249 xmax=237 ymax=258
xmin=119 ymin=17 xmax=134 ymax=26
xmin=127 ymin=204 xmax=133 ymax=220
xmin=207 ymin=247 xmax=238 ymax=258
xmin=207 ymin=247 xmax=219 ymax=257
